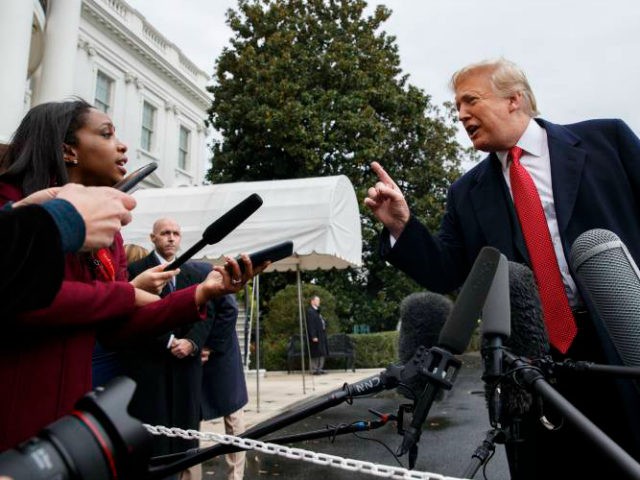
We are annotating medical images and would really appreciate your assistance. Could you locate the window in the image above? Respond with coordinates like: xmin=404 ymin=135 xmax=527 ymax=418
xmin=141 ymin=101 xmax=156 ymax=152
xmin=178 ymin=126 xmax=190 ymax=170
xmin=94 ymin=71 xmax=113 ymax=113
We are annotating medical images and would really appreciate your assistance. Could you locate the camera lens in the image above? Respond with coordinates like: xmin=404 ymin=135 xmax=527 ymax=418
xmin=0 ymin=411 xmax=113 ymax=479
xmin=0 ymin=377 xmax=151 ymax=480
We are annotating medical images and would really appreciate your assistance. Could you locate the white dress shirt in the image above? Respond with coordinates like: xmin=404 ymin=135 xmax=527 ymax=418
xmin=496 ymin=119 xmax=580 ymax=306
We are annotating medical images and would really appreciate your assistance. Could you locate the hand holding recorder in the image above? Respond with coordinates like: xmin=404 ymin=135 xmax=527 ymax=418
xmin=195 ymin=241 xmax=294 ymax=305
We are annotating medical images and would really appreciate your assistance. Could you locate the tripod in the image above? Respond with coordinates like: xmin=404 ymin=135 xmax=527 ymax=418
xmin=463 ymin=350 xmax=640 ymax=479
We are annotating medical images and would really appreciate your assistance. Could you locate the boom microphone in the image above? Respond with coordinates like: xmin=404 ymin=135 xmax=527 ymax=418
xmin=166 ymin=193 xmax=263 ymax=271
xmin=397 ymin=292 xmax=453 ymax=398
xmin=570 ymin=229 xmax=640 ymax=367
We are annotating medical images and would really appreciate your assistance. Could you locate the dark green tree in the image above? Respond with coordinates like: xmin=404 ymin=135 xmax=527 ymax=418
xmin=207 ymin=0 xmax=474 ymax=331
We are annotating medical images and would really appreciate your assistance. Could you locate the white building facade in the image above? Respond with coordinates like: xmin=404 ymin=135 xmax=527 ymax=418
xmin=0 ymin=0 xmax=212 ymax=187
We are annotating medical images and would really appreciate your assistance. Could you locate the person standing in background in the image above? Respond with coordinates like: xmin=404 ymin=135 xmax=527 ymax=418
xmin=306 ymin=295 xmax=328 ymax=375
xmin=124 ymin=243 xmax=149 ymax=266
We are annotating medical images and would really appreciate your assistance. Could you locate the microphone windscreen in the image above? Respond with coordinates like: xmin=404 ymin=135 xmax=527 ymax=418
xmin=398 ymin=292 xmax=453 ymax=364
xmin=439 ymin=246 xmax=502 ymax=354
xmin=570 ymin=229 xmax=640 ymax=366
xmin=203 ymin=193 xmax=263 ymax=244
xmin=397 ymin=291 xmax=453 ymax=400
xmin=505 ymin=262 xmax=549 ymax=359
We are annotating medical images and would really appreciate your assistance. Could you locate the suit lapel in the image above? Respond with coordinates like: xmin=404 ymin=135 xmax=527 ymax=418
xmin=539 ymin=119 xmax=586 ymax=235
xmin=470 ymin=155 xmax=529 ymax=262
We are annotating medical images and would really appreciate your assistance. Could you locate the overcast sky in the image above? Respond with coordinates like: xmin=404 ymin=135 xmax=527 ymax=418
xmin=126 ymin=0 xmax=640 ymax=150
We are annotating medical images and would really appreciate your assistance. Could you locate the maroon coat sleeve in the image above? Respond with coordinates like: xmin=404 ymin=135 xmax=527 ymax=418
xmin=15 ymin=280 xmax=136 ymax=327
xmin=99 ymin=284 xmax=205 ymax=346
xmin=12 ymin=226 xmax=204 ymax=340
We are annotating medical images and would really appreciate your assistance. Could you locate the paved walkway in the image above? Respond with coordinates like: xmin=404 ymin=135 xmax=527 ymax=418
xmin=199 ymin=368 xmax=381 ymax=444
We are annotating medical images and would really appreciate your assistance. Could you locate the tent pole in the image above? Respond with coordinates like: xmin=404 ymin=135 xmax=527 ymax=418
xmin=243 ymin=284 xmax=250 ymax=367
xmin=255 ymin=274 xmax=261 ymax=413
xmin=296 ymin=265 xmax=306 ymax=394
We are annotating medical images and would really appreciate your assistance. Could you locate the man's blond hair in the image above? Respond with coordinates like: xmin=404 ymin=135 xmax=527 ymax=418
xmin=450 ymin=58 xmax=539 ymax=117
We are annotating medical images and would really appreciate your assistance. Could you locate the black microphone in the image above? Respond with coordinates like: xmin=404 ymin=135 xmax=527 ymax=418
xmin=570 ymin=228 xmax=640 ymax=367
xmin=165 ymin=193 xmax=263 ymax=271
xmin=480 ymin=252 xmax=509 ymax=424
xmin=481 ymin=252 xmax=510 ymax=378
xmin=398 ymin=246 xmax=503 ymax=466
xmin=397 ymin=292 xmax=453 ymax=398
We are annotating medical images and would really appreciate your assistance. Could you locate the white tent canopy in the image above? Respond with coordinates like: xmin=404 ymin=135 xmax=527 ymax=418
xmin=122 ymin=174 xmax=361 ymax=398
xmin=122 ymin=175 xmax=362 ymax=270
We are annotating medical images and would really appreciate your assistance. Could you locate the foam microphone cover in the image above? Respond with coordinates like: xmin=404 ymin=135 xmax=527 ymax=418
xmin=397 ymin=292 xmax=453 ymax=399
xmin=202 ymin=193 xmax=263 ymax=244
xmin=398 ymin=292 xmax=453 ymax=364
xmin=570 ymin=229 xmax=640 ymax=367
xmin=505 ymin=262 xmax=549 ymax=359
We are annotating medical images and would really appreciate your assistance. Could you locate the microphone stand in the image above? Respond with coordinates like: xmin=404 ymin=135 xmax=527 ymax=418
xmin=547 ymin=359 xmax=640 ymax=378
xmin=461 ymin=428 xmax=503 ymax=479
xmin=502 ymin=350 xmax=640 ymax=479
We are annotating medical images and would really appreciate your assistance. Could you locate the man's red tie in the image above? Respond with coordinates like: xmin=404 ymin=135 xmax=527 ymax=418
xmin=509 ymin=146 xmax=577 ymax=353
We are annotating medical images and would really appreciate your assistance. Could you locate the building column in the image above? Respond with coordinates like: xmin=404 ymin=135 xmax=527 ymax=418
xmin=196 ymin=124 xmax=208 ymax=184
xmin=32 ymin=0 xmax=82 ymax=105
xmin=0 ymin=2 xmax=33 ymax=142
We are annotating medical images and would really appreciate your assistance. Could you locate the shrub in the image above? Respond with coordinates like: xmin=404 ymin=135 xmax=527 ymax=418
xmin=349 ymin=331 xmax=398 ymax=368
xmin=260 ymin=338 xmax=289 ymax=371
xmin=264 ymin=284 xmax=339 ymax=340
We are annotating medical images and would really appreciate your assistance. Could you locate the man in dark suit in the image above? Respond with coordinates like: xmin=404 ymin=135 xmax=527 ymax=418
xmin=306 ymin=295 xmax=329 ymax=374
xmin=366 ymin=58 xmax=640 ymax=479
xmin=121 ymin=218 xmax=213 ymax=479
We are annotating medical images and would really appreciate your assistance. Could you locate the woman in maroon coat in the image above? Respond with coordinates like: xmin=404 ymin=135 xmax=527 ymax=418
xmin=0 ymin=100 xmax=259 ymax=451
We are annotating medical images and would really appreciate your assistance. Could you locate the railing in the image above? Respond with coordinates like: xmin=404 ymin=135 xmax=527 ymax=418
xmin=143 ymin=24 xmax=167 ymax=52
xmin=180 ymin=54 xmax=203 ymax=78
xmin=103 ymin=0 xmax=127 ymax=19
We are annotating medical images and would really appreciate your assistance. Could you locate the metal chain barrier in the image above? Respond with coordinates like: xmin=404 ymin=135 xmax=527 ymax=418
xmin=144 ymin=424 xmax=470 ymax=480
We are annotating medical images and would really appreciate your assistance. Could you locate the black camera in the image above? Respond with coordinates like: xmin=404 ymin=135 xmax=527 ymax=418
xmin=0 ymin=377 xmax=151 ymax=480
